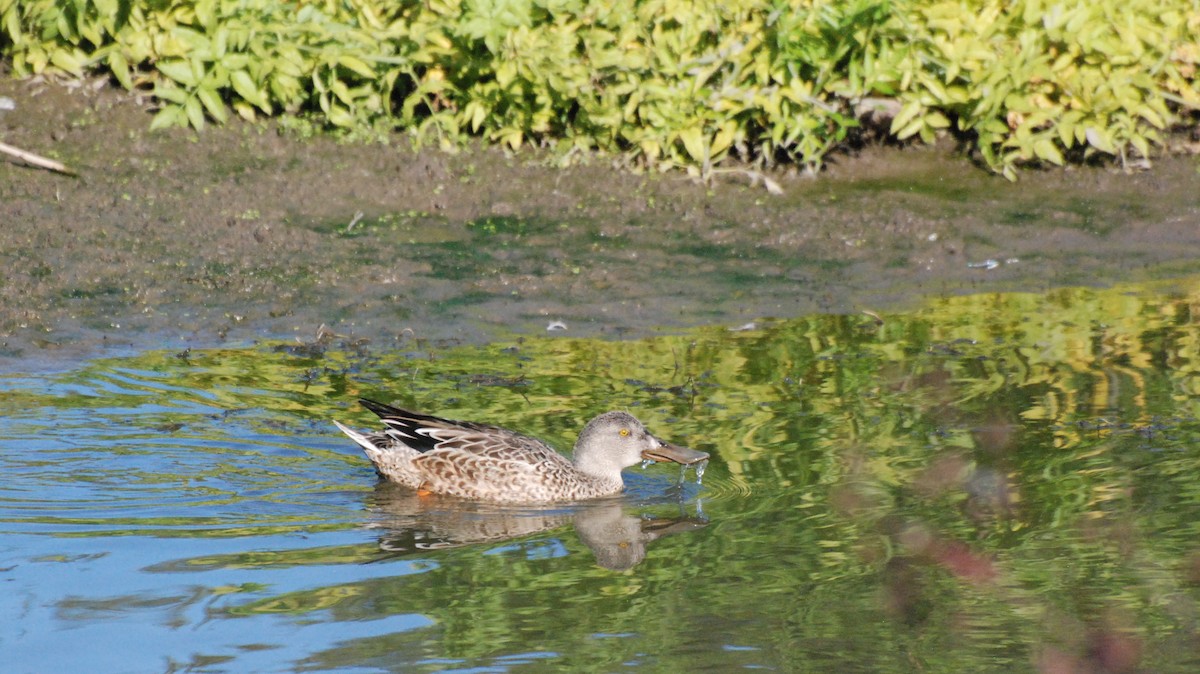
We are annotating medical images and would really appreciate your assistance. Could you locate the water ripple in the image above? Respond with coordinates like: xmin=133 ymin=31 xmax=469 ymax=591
xmin=690 ymin=468 xmax=755 ymax=501
xmin=0 ymin=369 xmax=368 ymax=538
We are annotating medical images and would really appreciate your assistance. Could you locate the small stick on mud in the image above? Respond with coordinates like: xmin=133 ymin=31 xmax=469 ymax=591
xmin=0 ymin=141 xmax=75 ymax=175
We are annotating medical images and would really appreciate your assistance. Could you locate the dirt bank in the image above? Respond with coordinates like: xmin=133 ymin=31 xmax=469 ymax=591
xmin=2 ymin=75 xmax=1199 ymax=371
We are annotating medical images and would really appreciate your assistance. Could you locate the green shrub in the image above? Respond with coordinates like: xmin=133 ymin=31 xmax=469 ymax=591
xmin=2 ymin=0 xmax=1197 ymax=178
xmin=889 ymin=0 xmax=1200 ymax=178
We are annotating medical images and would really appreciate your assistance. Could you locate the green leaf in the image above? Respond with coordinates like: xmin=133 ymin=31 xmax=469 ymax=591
xmin=233 ymin=101 xmax=258 ymax=121
xmin=889 ymin=100 xmax=922 ymax=136
xmin=497 ymin=128 xmax=525 ymax=150
xmin=49 ymin=50 xmax=83 ymax=75
xmin=327 ymin=105 xmax=355 ymax=128
xmin=711 ymin=122 xmax=736 ymax=158
xmin=108 ymin=51 xmax=133 ymax=90
xmin=1033 ymin=138 xmax=1064 ymax=165
xmin=153 ymin=84 xmax=188 ymax=105
xmin=149 ymin=105 xmax=186 ymax=131
xmin=230 ymin=70 xmax=268 ymax=108
xmin=158 ymin=60 xmax=198 ymax=87
xmin=1084 ymin=126 xmax=1116 ymax=154
xmin=925 ymin=111 xmax=951 ymax=129
xmin=1130 ymin=134 xmax=1150 ymax=159
xmin=220 ymin=53 xmax=250 ymax=71
xmin=979 ymin=142 xmax=998 ymax=169
xmin=464 ymin=101 xmax=488 ymax=132
xmin=185 ymin=97 xmax=206 ymax=130
xmin=94 ymin=0 xmax=119 ymax=20
xmin=894 ymin=116 xmax=925 ymax=140
xmin=338 ymin=55 xmax=377 ymax=79
xmin=1137 ymin=105 xmax=1165 ymax=129
xmin=1057 ymin=111 xmax=1083 ymax=147
xmin=5 ymin=6 xmax=25 ymax=43
xmin=197 ymin=86 xmax=228 ymax=124
xmin=678 ymin=125 xmax=706 ymax=162
xmin=214 ymin=26 xmax=228 ymax=59
xmin=331 ymin=79 xmax=353 ymax=105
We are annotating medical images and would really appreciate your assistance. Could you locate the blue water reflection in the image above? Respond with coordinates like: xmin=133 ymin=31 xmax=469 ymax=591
xmin=5 ymin=279 xmax=1200 ymax=672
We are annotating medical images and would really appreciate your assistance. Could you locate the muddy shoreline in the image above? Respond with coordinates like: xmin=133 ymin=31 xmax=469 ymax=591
xmin=3 ymin=76 xmax=1199 ymax=371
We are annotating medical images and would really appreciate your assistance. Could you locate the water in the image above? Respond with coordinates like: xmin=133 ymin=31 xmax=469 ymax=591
xmin=5 ymin=279 xmax=1200 ymax=672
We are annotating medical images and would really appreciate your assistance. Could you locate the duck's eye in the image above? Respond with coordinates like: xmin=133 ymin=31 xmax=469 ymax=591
xmin=619 ymin=428 xmax=630 ymax=437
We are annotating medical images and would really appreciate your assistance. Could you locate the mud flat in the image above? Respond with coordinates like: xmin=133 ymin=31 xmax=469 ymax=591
xmin=3 ymin=76 xmax=1199 ymax=371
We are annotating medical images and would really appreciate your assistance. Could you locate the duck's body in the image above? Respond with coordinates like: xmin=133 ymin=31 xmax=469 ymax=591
xmin=334 ymin=399 xmax=707 ymax=503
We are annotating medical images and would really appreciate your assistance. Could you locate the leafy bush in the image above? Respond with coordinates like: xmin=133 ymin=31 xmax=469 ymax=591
xmin=890 ymin=0 xmax=1200 ymax=177
xmin=2 ymin=0 xmax=1197 ymax=178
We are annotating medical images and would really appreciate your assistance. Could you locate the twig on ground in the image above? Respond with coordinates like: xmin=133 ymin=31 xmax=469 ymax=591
xmin=0 ymin=141 xmax=75 ymax=175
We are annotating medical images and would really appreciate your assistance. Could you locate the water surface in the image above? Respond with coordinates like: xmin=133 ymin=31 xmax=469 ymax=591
xmin=4 ymin=278 xmax=1200 ymax=672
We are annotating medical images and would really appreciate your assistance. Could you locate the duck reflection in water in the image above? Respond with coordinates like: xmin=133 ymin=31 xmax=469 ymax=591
xmin=366 ymin=483 xmax=707 ymax=571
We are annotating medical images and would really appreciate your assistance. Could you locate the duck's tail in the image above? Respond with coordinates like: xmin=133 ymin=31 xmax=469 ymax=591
xmin=332 ymin=420 xmax=380 ymax=454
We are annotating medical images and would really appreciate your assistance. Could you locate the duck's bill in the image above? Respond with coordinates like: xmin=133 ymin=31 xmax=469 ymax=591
xmin=642 ymin=443 xmax=710 ymax=465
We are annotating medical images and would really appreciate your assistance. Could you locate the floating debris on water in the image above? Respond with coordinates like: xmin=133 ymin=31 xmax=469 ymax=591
xmin=967 ymin=258 xmax=1020 ymax=270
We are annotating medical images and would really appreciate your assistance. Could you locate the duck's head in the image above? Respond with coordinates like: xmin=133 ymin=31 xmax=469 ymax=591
xmin=573 ymin=411 xmax=709 ymax=480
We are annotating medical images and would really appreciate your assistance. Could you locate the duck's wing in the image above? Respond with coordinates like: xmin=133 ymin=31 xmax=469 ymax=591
xmin=358 ymin=398 xmax=565 ymax=465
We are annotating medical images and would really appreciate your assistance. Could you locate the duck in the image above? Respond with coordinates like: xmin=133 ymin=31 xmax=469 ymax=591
xmin=333 ymin=398 xmax=709 ymax=503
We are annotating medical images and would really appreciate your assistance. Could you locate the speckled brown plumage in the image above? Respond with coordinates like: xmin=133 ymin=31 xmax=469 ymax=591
xmin=333 ymin=398 xmax=708 ymax=503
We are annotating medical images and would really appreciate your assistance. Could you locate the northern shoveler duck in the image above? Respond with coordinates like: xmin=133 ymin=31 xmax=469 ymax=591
xmin=334 ymin=398 xmax=709 ymax=503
